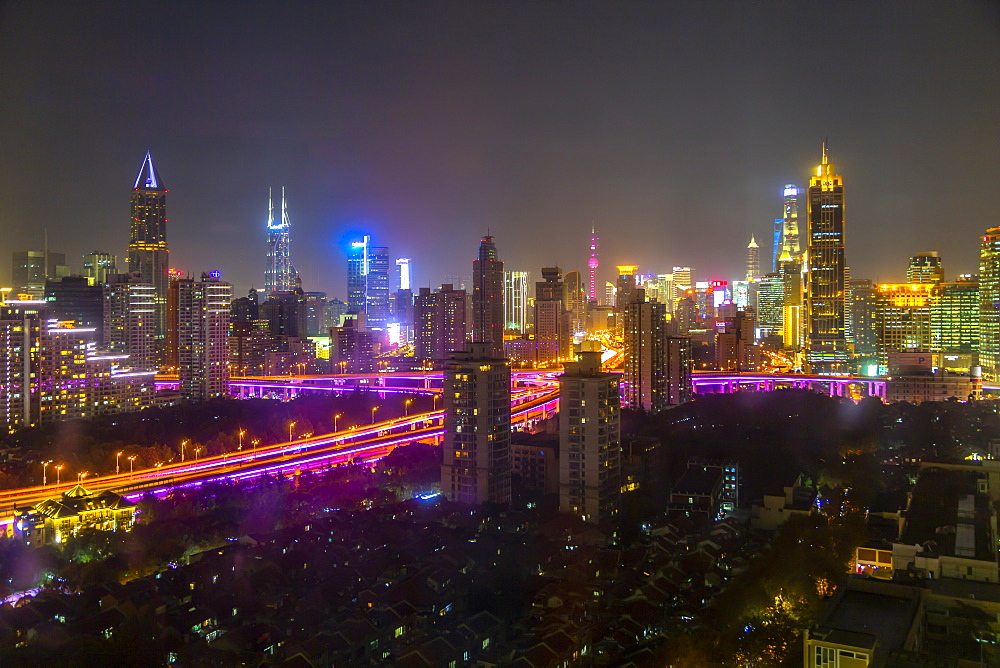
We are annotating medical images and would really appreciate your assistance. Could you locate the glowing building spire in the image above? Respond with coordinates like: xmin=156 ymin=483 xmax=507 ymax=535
xmin=264 ymin=187 xmax=295 ymax=294
xmin=746 ymin=234 xmax=760 ymax=281
xmin=588 ymin=226 xmax=600 ymax=303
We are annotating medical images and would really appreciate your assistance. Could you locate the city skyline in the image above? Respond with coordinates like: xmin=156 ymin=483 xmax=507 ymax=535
xmin=2 ymin=3 xmax=1000 ymax=297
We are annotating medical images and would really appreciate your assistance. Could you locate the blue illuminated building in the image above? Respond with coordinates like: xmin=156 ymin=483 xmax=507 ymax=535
xmin=264 ymin=187 xmax=297 ymax=295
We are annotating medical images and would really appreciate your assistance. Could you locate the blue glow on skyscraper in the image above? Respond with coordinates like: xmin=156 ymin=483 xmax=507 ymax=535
xmin=264 ymin=188 xmax=296 ymax=294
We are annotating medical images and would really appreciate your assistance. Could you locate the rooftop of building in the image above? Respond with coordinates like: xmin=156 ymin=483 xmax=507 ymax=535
xmin=813 ymin=581 xmax=922 ymax=658
xmin=671 ymin=466 xmax=722 ymax=496
xmin=23 ymin=485 xmax=135 ymax=520
xmin=899 ymin=467 xmax=992 ymax=562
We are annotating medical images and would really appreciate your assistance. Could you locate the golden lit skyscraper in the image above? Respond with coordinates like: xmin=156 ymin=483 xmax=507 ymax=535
xmin=746 ymin=235 xmax=760 ymax=281
xmin=805 ymin=141 xmax=848 ymax=373
xmin=979 ymin=228 xmax=1000 ymax=381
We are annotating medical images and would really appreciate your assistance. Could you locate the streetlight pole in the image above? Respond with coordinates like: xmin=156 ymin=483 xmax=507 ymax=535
xmin=334 ymin=413 xmax=342 ymax=432
xmin=239 ymin=429 xmax=245 ymax=451
xmin=128 ymin=456 xmax=136 ymax=475
xmin=405 ymin=399 xmax=412 ymax=417
xmin=181 ymin=440 xmax=189 ymax=462
xmin=289 ymin=421 xmax=297 ymax=443
xmin=195 ymin=447 xmax=202 ymax=462
xmin=55 ymin=465 xmax=62 ymax=486
xmin=371 ymin=406 xmax=379 ymax=425
xmin=77 ymin=472 xmax=87 ymax=483
xmin=42 ymin=460 xmax=52 ymax=486
xmin=116 ymin=451 xmax=123 ymax=475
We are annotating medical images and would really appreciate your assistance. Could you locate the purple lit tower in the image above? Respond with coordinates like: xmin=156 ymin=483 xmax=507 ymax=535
xmin=588 ymin=227 xmax=600 ymax=303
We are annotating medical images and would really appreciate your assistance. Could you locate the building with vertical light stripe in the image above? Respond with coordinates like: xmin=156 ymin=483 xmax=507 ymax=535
xmin=472 ymin=236 xmax=505 ymax=359
xmin=175 ymin=273 xmax=232 ymax=401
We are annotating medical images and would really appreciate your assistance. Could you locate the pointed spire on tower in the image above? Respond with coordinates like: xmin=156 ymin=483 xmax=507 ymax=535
xmin=133 ymin=151 xmax=165 ymax=190
xmin=748 ymin=234 xmax=759 ymax=248
xmin=822 ymin=138 xmax=829 ymax=165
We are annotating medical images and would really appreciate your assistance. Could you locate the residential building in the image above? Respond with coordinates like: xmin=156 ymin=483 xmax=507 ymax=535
xmin=413 ymin=284 xmax=466 ymax=363
xmin=558 ymin=349 xmax=621 ymax=524
xmin=441 ymin=343 xmax=511 ymax=505
xmin=623 ymin=290 xmax=666 ymax=413
xmin=175 ymin=273 xmax=232 ymax=401
xmin=471 ymin=236 xmax=505 ymax=359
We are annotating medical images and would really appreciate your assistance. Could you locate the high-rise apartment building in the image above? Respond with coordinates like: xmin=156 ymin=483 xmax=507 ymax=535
xmin=264 ymin=188 xmax=296 ymax=295
xmin=413 ymin=284 xmax=466 ymax=362
xmin=805 ymin=142 xmax=848 ymax=373
xmin=907 ymin=252 xmax=944 ymax=284
xmin=504 ymin=271 xmax=530 ymax=333
xmin=665 ymin=336 xmax=693 ymax=405
xmin=623 ymin=290 xmax=667 ymax=413
xmin=441 ymin=342 xmax=511 ymax=505
xmin=559 ymin=349 xmax=620 ymax=524
xmin=82 ymin=252 xmax=117 ymax=285
xmin=535 ymin=267 xmax=569 ymax=365
xmin=979 ymin=228 xmax=1000 ymax=381
xmin=175 ymin=273 xmax=231 ymax=401
xmin=746 ymin=235 xmax=760 ymax=281
xmin=128 ymin=152 xmax=169 ymax=350
xmin=472 ymin=236 xmax=505 ymax=359
xmin=347 ymin=236 xmax=391 ymax=329
xmin=104 ymin=273 xmax=157 ymax=372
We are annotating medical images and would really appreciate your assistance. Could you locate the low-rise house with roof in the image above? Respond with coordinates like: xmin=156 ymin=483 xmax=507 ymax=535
xmin=13 ymin=484 xmax=136 ymax=546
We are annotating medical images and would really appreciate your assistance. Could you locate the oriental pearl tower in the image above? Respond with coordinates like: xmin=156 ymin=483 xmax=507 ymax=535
xmin=588 ymin=226 xmax=600 ymax=303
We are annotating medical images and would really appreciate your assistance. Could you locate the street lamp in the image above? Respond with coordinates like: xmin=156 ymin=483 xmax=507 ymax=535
xmin=116 ymin=451 xmax=123 ymax=475
xmin=41 ymin=460 xmax=52 ymax=486
xmin=181 ymin=439 xmax=189 ymax=462
xmin=252 ymin=438 xmax=260 ymax=451
xmin=55 ymin=464 xmax=63 ymax=486
xmin=288 ymin=421 xmax=297 ymax=443
xmin=404 ymin=399 xmax=412 ymax=417
xmin=128 ymin=455 xmax=136 ymax=475
xmin=433 ymin=394 xmax=441 ymax=412
xmin=194 ymin=447 xmax=202 ymax=461
xmin=371 ymin=406 xmax=379 ymax=425
xmin=334 ymin=413 xmax=342 ymax=432
xmin=239 ymin=428 xmax=245 ymax=451
xmin=77 ymin=472 xmax=88 ymax=483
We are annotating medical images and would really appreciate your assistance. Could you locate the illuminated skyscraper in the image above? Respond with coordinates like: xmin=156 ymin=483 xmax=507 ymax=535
xmin=875 ymin=283 xmax=933 ymax=364
xmin=128 ymin=152 xmax=169 ymax=350
xmin=264 ymin=188 xmax=296 ymax=295
xmin=347 ymin=236 xmax=391 ymax=329
xmin=564 ymin=270 xmax=585 ymax=334
xmin=395 ymin=258 xmax=412 ymax=291
xmin=472 ymin=235 xmax=505 ymax=358
xmin=535 ymin=267 xmax=569 ymax=365
xmin=104 ymin=272 xmax=157 ymax=372
xmin=773 ymin=185 xmax=800 ymax=271
xmin=979 ymin=228 xmax=1000 ymax=381
xmin=504 ymin=271 xmax=530 ymax=333
xmin=805 ymin=142 xmax=849 ymax=373
xmin=746 ymin=235 xmax=760 ymax=281
xmin=930 ymin=277 xmax=979 ymax=360
xmin=588 ymin=227 xmax=600 ymax=303
xmin=441 ymin=342 xmax=511 ymax=505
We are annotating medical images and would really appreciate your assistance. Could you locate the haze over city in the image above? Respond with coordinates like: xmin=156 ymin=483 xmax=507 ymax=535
xmin=3 ymin=1 xmax=1000 ymax=296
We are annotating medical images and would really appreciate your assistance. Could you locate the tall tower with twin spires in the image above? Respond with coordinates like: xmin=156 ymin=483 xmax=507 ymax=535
xmin=264 ymin=187 xmax=296 ymax=295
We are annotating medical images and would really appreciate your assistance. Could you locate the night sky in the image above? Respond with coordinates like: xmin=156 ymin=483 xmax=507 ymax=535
xmin=2 ymin=1 xmax=999 ymax=297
